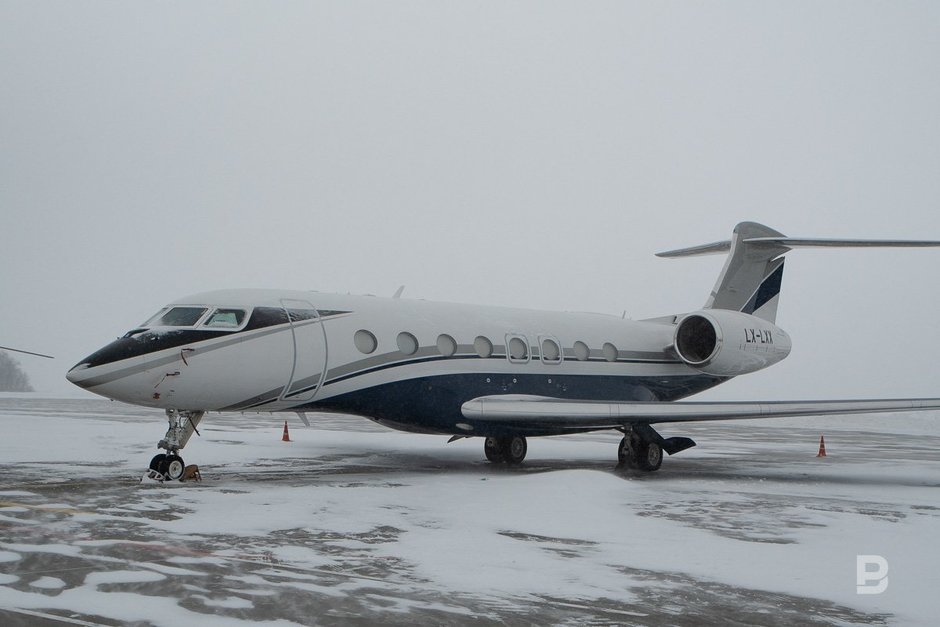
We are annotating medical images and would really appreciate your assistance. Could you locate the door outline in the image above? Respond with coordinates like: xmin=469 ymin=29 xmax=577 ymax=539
xmin=280 ymin=298 xmax=329 ymax=403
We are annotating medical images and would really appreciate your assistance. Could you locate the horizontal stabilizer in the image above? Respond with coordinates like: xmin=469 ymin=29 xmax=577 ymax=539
xmin=656 ymin=240 xmax=731 ymax=258
xmin=657 ymin=236 xmax=940 ymax=258
xmin=461 ymin=395 xmax=940 ymax=429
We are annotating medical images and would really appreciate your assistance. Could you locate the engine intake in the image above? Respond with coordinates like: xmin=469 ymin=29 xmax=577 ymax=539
xmin=675 ymin=314 xmax=718 ymax=365
xmin=673 ymin=309 xmax=791 ymax=376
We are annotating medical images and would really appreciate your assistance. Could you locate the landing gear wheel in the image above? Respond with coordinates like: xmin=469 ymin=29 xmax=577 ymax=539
xmin=160 ymin=455 xmax=186 ymax=481
xmin=484 ymin=437 xmax=505 ymax=463
xmin=149 ymin=453 xmax=167 ymax=472
xmin=502 ymin=436 xmax=527 ymax=465
xmin=617 ymin=436 xmax=635 ymax=468
xmin=636 ymin=441 xmax=663 ymax=472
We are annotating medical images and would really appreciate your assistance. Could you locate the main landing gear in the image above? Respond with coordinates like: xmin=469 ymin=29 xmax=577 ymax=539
xmin=149 ymin=409 xmax=204 ymax=481
xmin=483 ymin=436 xmax=527 ymax=465
xmin=618 ymin=433 xmax=663 ymax=471
xmin=618 ymin=424 xmax=697 ymax=472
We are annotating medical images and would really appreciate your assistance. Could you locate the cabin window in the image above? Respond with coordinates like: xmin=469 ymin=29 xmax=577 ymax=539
xmin=145 ymin=306 xmax=208 ymax=328
xmin=202 ymin=308 xmax=247 ymax=329
xmin=397 ymin=332 xmax=418 ymax=356
xmin=573 ymin=341 xmax=590 ymax=361
xmin=507 ymin=335 xmax=529 ymax=363
xmin=603 ymin=342 xmax=619 ymax=362
xmin=540 ymin=336 xmax=562 ymax=364
xmin=354 ymin=330 xmax=378 ymax=354
xmin=474 ymin=336 xmax=493 ymax=358
xmin=437 ymin=334 xmax=457 ymax=357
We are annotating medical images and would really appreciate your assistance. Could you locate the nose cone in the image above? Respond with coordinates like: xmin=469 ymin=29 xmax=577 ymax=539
xmin=65 ymin=344 xmax=142 ymax=403
xmin=66 ymin=361 xmax=94 ymax=388
xmin=65 ymin=335 xmax=141 ymax=393
xmin=64 ymin=330 xmax=194 ymax=405
xmin=65 ymin=362 xmax=88 ymax=387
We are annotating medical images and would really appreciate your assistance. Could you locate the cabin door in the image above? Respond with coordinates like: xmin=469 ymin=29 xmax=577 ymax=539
xmin=279 ymin=298 xmax=328 ymax=403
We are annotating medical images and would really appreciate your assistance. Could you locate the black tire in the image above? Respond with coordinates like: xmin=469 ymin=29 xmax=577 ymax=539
xmin=617 ymin=436 xmax=637 ymax=468
xmin=484 ymin=437 xmax=504 ymax=463
xmin=503 ymin=436 xmax=527 ymax=465
xmin=161 ymin=455 xmax=186 ymax=481
xmin=636 ymin=441 xmax=663 ymax=472
xmin=149 ymin=454 xmax=167 ymax=472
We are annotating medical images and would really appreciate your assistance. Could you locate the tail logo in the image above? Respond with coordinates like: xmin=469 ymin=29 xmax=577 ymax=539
xmin=742 ymin=262 xmax=785 ymax=316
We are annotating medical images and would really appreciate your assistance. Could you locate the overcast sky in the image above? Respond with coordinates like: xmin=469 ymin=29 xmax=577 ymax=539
xmin=2 ymin=1 xmax=938 ymax=401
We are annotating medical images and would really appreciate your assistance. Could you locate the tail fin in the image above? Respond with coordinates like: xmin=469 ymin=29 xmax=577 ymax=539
xmin=657 ymin=221 xmax=940 ymax=323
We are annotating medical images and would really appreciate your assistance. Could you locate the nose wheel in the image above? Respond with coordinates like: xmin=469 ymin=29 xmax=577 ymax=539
xmin=149 ymin=453 xmax=186 ymax=481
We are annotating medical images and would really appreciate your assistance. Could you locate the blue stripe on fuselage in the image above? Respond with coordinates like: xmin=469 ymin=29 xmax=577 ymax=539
xmin=299 ymin=372 xmax=727 ymax=437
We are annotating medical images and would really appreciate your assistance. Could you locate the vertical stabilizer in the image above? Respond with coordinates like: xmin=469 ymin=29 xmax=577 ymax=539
xmin=657 ymin=222 xmax=940 ymax=322
xmin=705 ymin=222 xmax=789 ymax=322
xmin=657 ymin=222 xmax=790 ymax=323
xmin=657 ymin=222 xmax=940 ymax=324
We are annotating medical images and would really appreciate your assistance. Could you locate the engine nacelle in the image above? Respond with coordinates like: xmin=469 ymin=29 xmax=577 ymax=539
xmin=673 ymin=309 xmax=791 ymax=377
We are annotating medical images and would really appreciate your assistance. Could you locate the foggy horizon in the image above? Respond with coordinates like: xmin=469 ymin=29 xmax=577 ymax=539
xmin=2 ymin=2 xmax=938 ymax=401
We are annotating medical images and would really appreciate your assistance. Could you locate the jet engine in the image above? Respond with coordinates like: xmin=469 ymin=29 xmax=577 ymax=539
xmin=672 ymin=309 xmax=791 ymax=376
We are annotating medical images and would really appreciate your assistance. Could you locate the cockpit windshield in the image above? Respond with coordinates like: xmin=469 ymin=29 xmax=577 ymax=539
xmin=143 ymin=306 xmax=209 ymax=327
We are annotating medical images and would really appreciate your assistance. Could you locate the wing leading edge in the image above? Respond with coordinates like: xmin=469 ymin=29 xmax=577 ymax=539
xmin=460 ymin=396 xmax=940 ymax=431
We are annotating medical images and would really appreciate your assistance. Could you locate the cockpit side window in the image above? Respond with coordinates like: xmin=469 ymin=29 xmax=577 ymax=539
xmin=202 ymin=308 xmax=247 ymax=329
xmin=144 ymin=306 xmax=209 ymax=327
xmin=287 ymin=308 xmax=318 ymax=322
xmin=244 ymin=307 xmax=291 ymax=331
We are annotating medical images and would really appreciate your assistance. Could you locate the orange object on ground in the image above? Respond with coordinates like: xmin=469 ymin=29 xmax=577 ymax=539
xmin=282 ymin=420 xmax=291 ymax=442
xmin=816 ymin=435 xmax=827 ymax=457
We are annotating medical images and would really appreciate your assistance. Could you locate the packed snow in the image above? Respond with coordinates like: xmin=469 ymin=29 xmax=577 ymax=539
xmin=1 ymin=395 xmax=938 ymax=625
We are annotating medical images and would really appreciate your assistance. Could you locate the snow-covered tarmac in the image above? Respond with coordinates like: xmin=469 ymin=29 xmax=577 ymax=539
xmin=1 ymin=396 xmax=938 ymax=626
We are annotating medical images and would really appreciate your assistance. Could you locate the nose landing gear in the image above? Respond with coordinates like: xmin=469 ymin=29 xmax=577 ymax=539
xmin=148 ymin=409 xmax=204 ymax=481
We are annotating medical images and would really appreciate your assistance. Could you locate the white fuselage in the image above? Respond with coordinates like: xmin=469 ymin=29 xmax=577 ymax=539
xmin=67 ymin=289 xmax=737 ymax=436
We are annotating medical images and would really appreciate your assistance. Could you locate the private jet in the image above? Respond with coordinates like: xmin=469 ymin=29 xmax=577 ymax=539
xmin=67 ymin=222 xmax=940 ymax=480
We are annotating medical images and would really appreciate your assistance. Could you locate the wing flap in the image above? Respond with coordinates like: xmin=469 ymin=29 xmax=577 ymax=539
xmin=461 ymin=396 xmax=940 ymax=430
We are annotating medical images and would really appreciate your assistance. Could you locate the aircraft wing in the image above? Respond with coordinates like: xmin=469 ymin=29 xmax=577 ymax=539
xmin=0 ymin=345 xmax=54 ymax=359
xmin=460 ymin=396 xmax=940 ymax=430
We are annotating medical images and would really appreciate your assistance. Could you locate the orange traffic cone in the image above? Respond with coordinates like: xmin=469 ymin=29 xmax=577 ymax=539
xmin=816 ymin=435 xmax=826 ymax=457
xmin=282 ymin=420 xmax=291 ymax=442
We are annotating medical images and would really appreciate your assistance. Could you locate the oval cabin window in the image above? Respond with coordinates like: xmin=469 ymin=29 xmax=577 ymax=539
xmin=354 ymin=330 xmax=378 ymax=354
xmin=474 ymin=336 xmax=493 ymax=358
xmin=602 ymin=342 xmax=618 ymax=362
xmin=437 ymin=334 xmax=457 ymax=357
xmin=397 ymin=332 xmax=418 ymax=356
xmin=508 ymin=337 xmax=528 ymax=361
xmin=573 ymin=341 xmax=590 ymax=361
xmin=541 ymin=338 xmax=561 ymax=363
